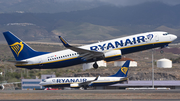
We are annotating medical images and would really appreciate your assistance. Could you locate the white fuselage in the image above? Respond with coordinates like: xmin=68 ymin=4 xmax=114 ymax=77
xmin=40 ymin=77 xmax=125 ymax=87
xmin=16 ymin=31 xmax=177 ymax=69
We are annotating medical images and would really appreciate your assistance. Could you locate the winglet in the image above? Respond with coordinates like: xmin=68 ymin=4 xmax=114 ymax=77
xmin=94 ymin=75 xmax=100 ymax=81
xmin=59 ymin=36 xmax=71 ymax=47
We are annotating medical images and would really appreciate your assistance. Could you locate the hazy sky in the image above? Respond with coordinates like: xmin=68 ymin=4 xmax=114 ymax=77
xmin=99 ymin=0 xmax=180 ymax=6
xmin=3 ymin=0 xmax=180 ymax=6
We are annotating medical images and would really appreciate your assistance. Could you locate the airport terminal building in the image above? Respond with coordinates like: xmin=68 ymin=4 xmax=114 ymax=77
xmin=21 ymin=75 xmax=56 ymax=90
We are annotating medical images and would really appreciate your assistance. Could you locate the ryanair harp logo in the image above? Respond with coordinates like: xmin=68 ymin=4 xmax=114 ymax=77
xmin=10 ymin=42 xmax=24 ymax=57
xmin=121 ymin=67 xmax=128 ymax=74
xmin=147 ymin=34 xmax=153 ymax=40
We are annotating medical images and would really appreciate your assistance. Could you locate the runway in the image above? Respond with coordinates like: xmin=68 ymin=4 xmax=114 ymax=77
xmin=0 ymin=89 xmax=180 ymax=100
xmin=1 ymin=89 xmax=180 ymax=93
xmin=0 ymin=99 xmax=180 ymax=101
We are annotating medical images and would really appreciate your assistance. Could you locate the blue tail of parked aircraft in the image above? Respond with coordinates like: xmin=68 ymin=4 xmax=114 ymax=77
xmin=3 ymin=31 xmax=49 ymax=61
xmin=109 ymin=60 xmax=130 ymax=77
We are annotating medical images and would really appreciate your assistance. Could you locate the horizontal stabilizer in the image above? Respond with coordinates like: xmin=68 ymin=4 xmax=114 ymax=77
xmin=8 ymin=60 xmax=28 ymax=64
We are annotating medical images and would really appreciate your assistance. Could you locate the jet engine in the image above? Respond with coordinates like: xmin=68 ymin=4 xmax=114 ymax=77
xmin=70 ymin=83 xmax=80 ymax=88
xmin=104 ymin=50 xmax=122 ymax=62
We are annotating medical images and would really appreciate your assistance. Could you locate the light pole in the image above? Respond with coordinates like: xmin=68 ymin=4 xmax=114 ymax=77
xmin=152 ymin=49 xmax=154 ymax=89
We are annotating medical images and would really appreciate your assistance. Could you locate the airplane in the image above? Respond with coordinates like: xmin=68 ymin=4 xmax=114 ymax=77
xmin=39 ymin=60 xmax=130 ymax=89
xmin=0 ymin=82 xmax=21 ymax=90
xmin=3 ymin=31 xmax=177 ymax=69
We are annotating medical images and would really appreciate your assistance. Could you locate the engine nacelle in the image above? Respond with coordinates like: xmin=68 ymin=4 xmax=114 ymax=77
xmin=104 ymin=50 xmax=122 ymax=62
xmin=70 ymin=83 xmax=80 ymax=88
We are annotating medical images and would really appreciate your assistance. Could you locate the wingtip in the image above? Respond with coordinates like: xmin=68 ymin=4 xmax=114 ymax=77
xmin=94 ymin=75 xmax=100 ymax=81
xmin=58 ymin=36 xmax=71 ymax=47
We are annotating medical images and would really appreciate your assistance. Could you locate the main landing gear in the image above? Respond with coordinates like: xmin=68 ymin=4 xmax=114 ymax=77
xmin=80 ymin=86 xmax=88 ymax=90
xmin=160 ymin=50 xmax=164 ymax=54
xmin=93 ymin=62 xmax=98 ymax=69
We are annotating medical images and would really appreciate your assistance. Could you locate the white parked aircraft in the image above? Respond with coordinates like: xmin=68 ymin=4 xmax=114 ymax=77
xmin=40 ymin=60 xmax=130 ymax=89
xmin=3 ymin=31 xmax=177 ymax=69
xmin=0 ymin=82 xmax=21 ymax=90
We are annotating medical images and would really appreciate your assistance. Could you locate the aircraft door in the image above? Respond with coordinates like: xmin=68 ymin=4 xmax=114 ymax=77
xmin=155 ymin=34 xmax=159 ymax=41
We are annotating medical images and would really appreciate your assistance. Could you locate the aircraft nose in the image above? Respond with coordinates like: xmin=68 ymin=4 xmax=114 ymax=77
xmin=39 ymin=82 xmax=43 ymax=85
xmin=171 ymin=34 xmax=177 ymax=41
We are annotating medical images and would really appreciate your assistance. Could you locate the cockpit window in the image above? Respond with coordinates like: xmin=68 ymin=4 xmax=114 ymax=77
xmin=163 ymin=33 xmax=169 ymax=35
xmin=42 ymin=79 xmax=46 ymax=82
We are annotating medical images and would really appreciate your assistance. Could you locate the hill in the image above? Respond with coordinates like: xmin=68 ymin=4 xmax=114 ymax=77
xmin=0 ymin=2 xmax=180 ymax=43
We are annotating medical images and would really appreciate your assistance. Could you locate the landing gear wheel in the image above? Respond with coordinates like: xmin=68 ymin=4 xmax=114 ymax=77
xmin=84 ymin=87 xmax=87 ymax=90
xmin=160 ymin=50 xmax=164 ymax=54
xmin=80 ymin=86 xmax=87 ymax=90
xmin=93 ymin=62 xmax=98 ymax=69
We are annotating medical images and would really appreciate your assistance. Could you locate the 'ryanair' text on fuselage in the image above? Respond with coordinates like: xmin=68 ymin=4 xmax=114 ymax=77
xmin=56 ymin=78 xmax=87 ymax=83
xmin=90 ymin=36 xmax=146 ymax=51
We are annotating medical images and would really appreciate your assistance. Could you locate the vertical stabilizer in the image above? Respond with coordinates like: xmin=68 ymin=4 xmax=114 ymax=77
xmin=3 ymin=31 xmax=49 ymax=61
xmin=109 ymin=60 xmax=130 ymax=77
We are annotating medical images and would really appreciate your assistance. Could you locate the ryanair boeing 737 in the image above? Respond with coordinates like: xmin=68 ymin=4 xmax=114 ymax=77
xmin=3 ymin=31 xmax=177 ymax=69
xmin=40 ymin=60 xmax=130 ymax=89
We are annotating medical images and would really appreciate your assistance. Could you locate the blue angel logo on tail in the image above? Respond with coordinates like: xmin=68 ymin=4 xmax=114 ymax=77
xmin=121 ymin=67 xmax=128 ymax=75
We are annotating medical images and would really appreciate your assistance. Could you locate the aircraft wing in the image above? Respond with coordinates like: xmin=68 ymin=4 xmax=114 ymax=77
xmin=59 ymin=36 xmax=104 ymax=61
xmin=71 ymin=75 xmax=100 ymax=88
xmin=79 ymin=75 xmax=100 ymax=86
xmin=0 ymin=82 xmax=20 ymax=90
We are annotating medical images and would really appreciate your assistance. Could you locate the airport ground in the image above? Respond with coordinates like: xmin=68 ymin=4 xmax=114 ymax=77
xmin=0 ymin=90 xmax=180 ymax=100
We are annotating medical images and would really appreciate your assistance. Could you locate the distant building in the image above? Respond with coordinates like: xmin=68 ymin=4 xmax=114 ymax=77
xmin=157 ymin=58 xmax=172 ymax=68
xmin=83 ymin=60 xmax=107 ymax=71
xmin=114 ymin=58 xmax=137 ymax=67
xmin=21 ymin=74 xmax=55 ymax=90
xmin=0 ymin=72 xmax=2 ymax=76
xmin=110 ymin=80 xmax=180 ymax=89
